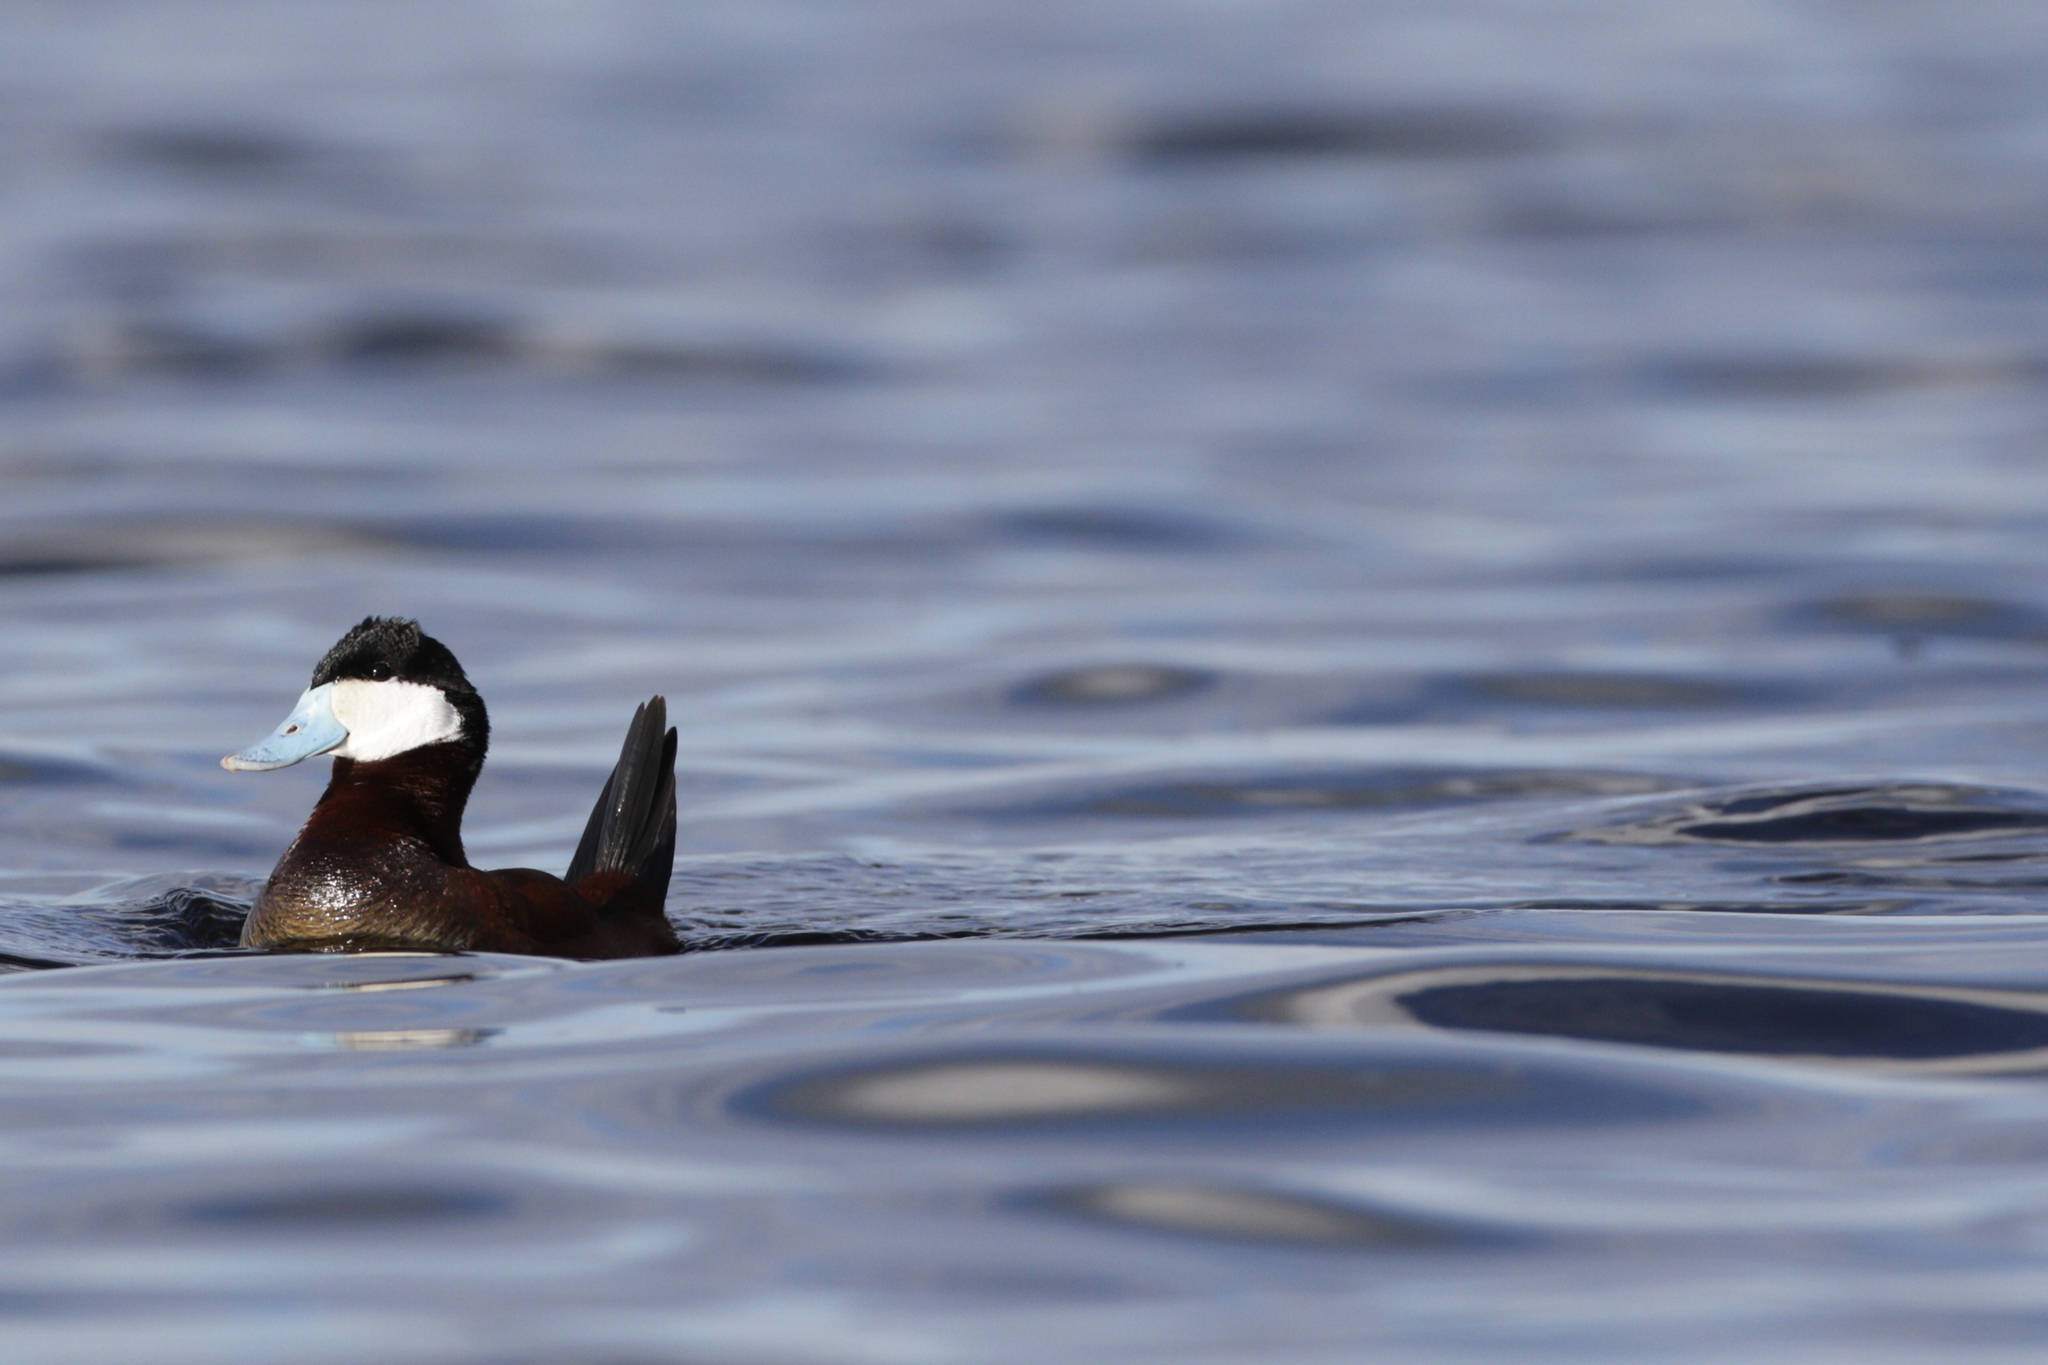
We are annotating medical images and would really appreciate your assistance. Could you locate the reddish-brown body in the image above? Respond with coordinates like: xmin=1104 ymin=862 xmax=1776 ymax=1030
xmin=242 ymin=743 xmax=680 ymax=958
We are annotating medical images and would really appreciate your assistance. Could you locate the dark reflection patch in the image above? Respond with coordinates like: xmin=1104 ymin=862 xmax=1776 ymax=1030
xmin=1130 ymin=105 xmax=1551 ymax=164
xmin=1640 ymin=354 xmax=1925 ymax=400
xmin=1684 ymin=809 xmax=2048 ymax=843
xmin=1774 ymin=847 xmax=2048 ymax=896
xmin=52 ymin=310 xmax=874 ymax=385
xmin=1232 ymin=964 xmax=2048 ymax=1070
xmin=183 ymin=1185 xmax=509 ymax=1227
xmin=989 ymin=506 xmax=1240 ymax=551
xmin=1796 ymin=592 xmax=2048 ymax=641
xmin=1011 ymin=665 xmax=1216 ymax=707
xmin=736 ymin=1045 xmax=1700 ymax=1132
xmin=323 ymin=313 xmax=520 ymax=366
xmin=1402 ymin=977 xmax=2048 ymax=1059
xmin=0 ymin=752 xmax=116 ymax=785
xmin=1004 ymin=767 xmax=1672 ymax=819
xmin=1465 ymin=672 xmax=1752 ymax=709
xmin=1048 ymin=1181 xmax=1518 ymax=1250
xmin=99 ymin=125 xmax=314 ymax=176
xmin=1564 ymin=783 xmax=2048 ymax=846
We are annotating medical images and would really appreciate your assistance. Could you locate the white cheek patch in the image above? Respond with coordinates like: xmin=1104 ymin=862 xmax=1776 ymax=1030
xmin=327 ymin=679 xmax=464 ymax=762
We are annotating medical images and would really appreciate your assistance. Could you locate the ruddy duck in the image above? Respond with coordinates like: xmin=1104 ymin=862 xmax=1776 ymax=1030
xmin=223 ymin=616 xmax=680 ymax=958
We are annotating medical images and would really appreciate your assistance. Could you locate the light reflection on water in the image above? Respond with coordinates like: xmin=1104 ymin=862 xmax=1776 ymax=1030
xmin=7 ymin=0 xmax=2048 ymax=1359
xmin=7 ymin=932 xmax=2048 ymax=1361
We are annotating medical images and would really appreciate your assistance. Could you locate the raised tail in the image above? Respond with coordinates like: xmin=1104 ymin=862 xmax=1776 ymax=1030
xmin=566 ymin=697 xmax=677 ymax=901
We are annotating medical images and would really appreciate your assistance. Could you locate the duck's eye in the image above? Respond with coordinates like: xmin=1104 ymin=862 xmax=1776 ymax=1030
xmin=366 ymin=663 xmax=393 ymax=681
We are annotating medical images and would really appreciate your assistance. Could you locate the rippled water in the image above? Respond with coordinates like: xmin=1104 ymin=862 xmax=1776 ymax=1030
xmin=9 ymin=1 xmax=2048 ymax=1360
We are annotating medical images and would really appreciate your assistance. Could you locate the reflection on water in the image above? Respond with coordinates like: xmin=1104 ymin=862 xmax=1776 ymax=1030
xmin=5 ymin=934 xmax=2042 ymax=1362
xmin=1011 ymin=664 xmax=1217 ymax=708
xmin=997 ymin=766 xmax=1676 ymax=820
xmin=1052 ymin=1181 xmax=1515 ymax=1250
xmin=745 ymin=1041 xmax=1703 ymax=1132
xmin=329 ymin=1028 xmax=494 ymax=1051
xmin=1229 ymin=961 xmax=2048 ymax=1074
xmin=1569 ymin=784 xmax=2048 ymax=847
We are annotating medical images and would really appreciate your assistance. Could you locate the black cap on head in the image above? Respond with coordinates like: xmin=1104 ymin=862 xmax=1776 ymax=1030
xmin=311 ymin=617 xmax=477 ymax=696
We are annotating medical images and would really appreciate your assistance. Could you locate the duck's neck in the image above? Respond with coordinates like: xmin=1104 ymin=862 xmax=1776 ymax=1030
xmin=314 ymin=742 xmax=483 ymax=866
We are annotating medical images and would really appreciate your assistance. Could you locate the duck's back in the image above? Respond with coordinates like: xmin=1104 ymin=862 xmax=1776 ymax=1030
xmin=468 ymin=866 xmax=680 ymax=957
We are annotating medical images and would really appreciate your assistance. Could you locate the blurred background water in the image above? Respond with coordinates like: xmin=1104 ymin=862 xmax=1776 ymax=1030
xmin=6 ymin=0 xmax=2048 ymax=1360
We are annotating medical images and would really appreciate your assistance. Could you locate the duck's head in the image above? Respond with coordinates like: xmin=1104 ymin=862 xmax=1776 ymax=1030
xmin=222 ymin=617 xmax=489 ymax=772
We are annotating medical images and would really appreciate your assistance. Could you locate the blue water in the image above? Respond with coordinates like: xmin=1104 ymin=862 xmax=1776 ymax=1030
xmin=8 ymin=1 xmax=2048 ymax=1360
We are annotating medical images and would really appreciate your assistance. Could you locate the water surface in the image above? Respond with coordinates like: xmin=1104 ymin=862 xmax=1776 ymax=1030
xmin=7 ymin=1 xmax=2048 ymax=1360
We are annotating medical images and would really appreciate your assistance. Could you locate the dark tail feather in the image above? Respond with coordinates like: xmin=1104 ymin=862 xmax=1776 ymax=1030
xmin=566 ymin=697 xmax=677 ymax=901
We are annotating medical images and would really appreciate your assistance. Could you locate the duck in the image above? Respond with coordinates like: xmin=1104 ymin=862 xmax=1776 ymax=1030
xmin=221 ymin=616 xmax=681 ymax=958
